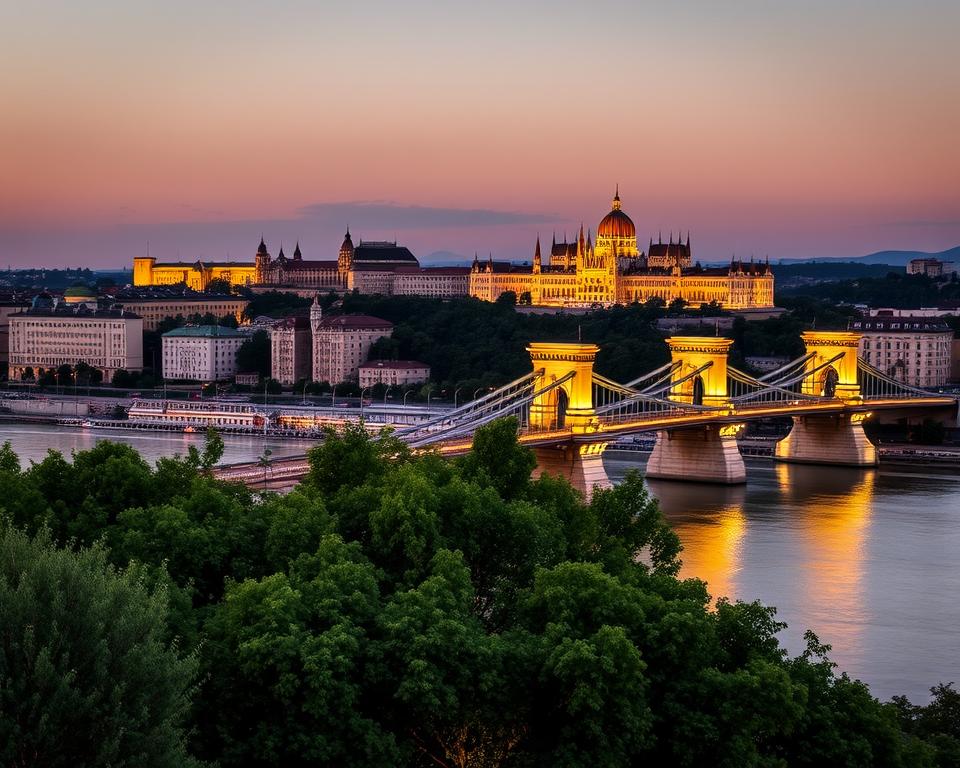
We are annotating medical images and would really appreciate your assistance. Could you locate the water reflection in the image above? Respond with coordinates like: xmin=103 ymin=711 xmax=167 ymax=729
xmin=646 ymin=479 xmax=747 ymax=603
xmin=774 ymin=464 xmax=876 ymax=661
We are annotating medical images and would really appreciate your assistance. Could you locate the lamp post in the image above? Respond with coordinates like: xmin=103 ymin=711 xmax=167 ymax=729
xmin=473 ymin=387 xmax=484 ymax=400
xmin=302 ymin=380 xmax=308 ymax=405
xmin=383 ymin=384 xmax=392 ymax=405
xmin=360 ymin=387 xmax=369 ymax=418
xmin=426 ymin=384 xmax=435 ymax=411
xmin=454 ymin=387 xmax=463 ymax=408
xmin=403 ymin=388 xmax=413 ymax=407
xmin=331 ymin=385 xmax=337 ymax=409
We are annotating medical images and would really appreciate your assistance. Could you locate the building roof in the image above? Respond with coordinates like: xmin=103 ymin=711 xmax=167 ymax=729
xmin=852 ymin=318 xmax=953 ymax=333
xmin=114 ymin=286 xmax=245 ymax=302
xmin=16 ymin=304 xmax=140 ymax=320
xmin=317 ymin=314 xmax=393 ymax=331
xmin=270 ymin=259 xmax=339 ymax=271
xmin=597 ymin=189 xmax=636 ymax=240
xmin=162 ymin=325 xmax=245 ymax=338
xmin=353 ymin=242 xmax=418 ymax=264
xmin=359 ymin=360 xmax=430 ymax=370
xmin=62 ymin=285 xmax=97 ymax=299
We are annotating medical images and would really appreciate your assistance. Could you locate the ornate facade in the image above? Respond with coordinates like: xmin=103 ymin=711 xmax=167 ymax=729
xmin=133 ymin=257 xmax=255 ymax=291
xmin=469 ymin=190 xmax=774 ymax=310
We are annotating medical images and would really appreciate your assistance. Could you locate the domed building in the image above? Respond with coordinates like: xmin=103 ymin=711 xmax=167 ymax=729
xmin=595 ymin=187 xmax=638 ymax=260
xmin=62 ymin=284 xmax=98 ymax=307
xmin=469 ymin=188 xmax=774 ymax=310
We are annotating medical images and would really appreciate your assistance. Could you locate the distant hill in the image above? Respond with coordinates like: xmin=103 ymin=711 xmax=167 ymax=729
xmin=772 ymin=261 xmax=905 ymax=286
xmin=774 ymin=245 xmax=960 ymax=267
xmin=420 ymin=250 xmax=471 ymax=266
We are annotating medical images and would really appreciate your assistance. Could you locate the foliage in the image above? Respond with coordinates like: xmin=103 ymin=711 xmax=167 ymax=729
xmin=236 ymin=330 xmax=271 ymax=377
xmin=0 ymin=422 xmax=953 ymax=766
xmin=0 ymin=526 xmax=199 ymax=768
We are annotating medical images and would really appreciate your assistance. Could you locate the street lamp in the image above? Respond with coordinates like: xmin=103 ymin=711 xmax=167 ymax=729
xmin=403 ymin=388 xmax=413 ymax=407
xmin=383 ymin=384 xmax=392 ymax=405
xmin=426 ymin=384 xmax=435 ymax=411
xmin=302 ymin=380 xmax=308 ymax=405
xmin=473 ymin=387 xmax=484 ymax=400
xmin=360 ymin=387 xmax=370 ymax=418
xmin=331 ymin=385 xmax=337 ymax=409
xmin=454 ymin=387 xmax=463 ymax=408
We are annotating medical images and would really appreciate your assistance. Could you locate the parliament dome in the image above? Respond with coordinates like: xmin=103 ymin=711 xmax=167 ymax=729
xmin=597 ymin=188 xmax=635 ymax=240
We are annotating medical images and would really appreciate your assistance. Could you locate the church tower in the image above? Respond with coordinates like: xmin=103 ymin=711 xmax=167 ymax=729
xmin=337 ymin=228 xmax=354 ymax=287
xmin=254 ymin=237 xmax=271 ymax=284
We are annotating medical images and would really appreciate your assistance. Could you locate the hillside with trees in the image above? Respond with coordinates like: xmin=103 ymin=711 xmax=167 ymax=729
xmin=0 ymin=426 xmax=957 ymax=766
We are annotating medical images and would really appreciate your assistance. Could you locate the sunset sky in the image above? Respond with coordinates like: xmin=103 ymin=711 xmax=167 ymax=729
xmin=2 ymin=1 xmax=958 ymax=268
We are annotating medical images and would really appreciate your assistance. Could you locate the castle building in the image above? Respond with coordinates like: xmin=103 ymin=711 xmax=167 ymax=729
xmin=309 ymin=296 xmax=394 ymax=385
xmin=468 ymin=190 xmax=774 ymax=310
xmin=133 ymin=257 xmax=256 ymax=291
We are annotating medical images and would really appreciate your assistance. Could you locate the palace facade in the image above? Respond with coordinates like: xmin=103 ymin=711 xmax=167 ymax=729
xmin=468 ymin=190 xmax=774 ymax=310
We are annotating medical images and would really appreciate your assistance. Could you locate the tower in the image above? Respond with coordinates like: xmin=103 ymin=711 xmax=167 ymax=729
xmin=337 ymin=228 xmax=354 ymax=286
xmin=254 ymin=237 xmax=270 ymax=284
xmin=309 ymin=293 xmax=323 ymax=332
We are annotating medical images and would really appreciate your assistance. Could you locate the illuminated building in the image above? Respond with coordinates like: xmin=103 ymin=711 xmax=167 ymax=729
xmin=133 ymin=256 xmax=256 ymax=290
xmin=469 ymin=189 xmax=774 ymax=310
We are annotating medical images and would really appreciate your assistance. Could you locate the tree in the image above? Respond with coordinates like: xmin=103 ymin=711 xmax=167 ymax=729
xmin=237 ymin=330 xmax=270 ymax=377
xmin=204 ymin=277 xmax=232 ymax=294
xmin=0 ymin=526 xmax=199 ymax=768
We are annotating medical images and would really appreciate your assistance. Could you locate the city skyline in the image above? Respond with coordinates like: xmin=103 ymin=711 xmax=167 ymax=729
xmin=2 ymin=1 xmax=958 ymax=268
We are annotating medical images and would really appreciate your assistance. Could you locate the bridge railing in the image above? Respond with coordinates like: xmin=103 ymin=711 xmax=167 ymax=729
xmin=857 ymin=359 xmax=938 ymax=400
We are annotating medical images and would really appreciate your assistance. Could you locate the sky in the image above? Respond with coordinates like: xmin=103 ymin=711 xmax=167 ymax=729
xmin=1 ymin=0 xmax=958 ymax=269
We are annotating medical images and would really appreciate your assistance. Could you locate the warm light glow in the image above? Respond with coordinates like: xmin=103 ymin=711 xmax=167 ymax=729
xmin=665 ymin=336 xmax=734 ymax=407
xmin=526 ymin=342 xmax=600 ymax=432
xmin=800 ymin=331 xmax=862 ymax=400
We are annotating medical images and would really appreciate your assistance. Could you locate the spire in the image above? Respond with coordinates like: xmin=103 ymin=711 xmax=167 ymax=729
xmin=686 ymin=231 xmax=690 ymax=248
xmin=533 ymin=235 xmax=542 ymax=274
xmin=257 ymin=236 xmax=268 ymax=256
xmin=278 ymin=243 xmax=285 ymax=259
xmin=293 ymin=241 xmax=302 ymax=260
xmin=658 ymin=231 xmax=662 ymax=245
xmin=534 ymin=235 xmax=541 ymax=260
xmin=612 ymin=184 xmax=621 ymax=211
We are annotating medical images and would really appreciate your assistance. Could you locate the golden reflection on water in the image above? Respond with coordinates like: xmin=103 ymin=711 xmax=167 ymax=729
xmin=649 ymin=464 xmax=877 ymax=633
xmin=774 ymin=463 xmax=876 ymax=655
xmin=647 ymin=480 xmax=748 ymax=603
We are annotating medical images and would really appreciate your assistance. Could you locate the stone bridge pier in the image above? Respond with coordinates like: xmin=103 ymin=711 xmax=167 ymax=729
xmin=645 ymin=337 xmax=747 ymax=484
xmin=774 ymin=331 xmax=878 ymax=467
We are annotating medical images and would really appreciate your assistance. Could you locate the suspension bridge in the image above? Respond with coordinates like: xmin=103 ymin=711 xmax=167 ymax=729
xmin=215 ymin=331 xmax=958 ymax=496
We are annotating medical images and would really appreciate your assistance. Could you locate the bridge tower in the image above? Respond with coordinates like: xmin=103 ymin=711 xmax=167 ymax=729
xmin=646 ymin=336 xmax=746 ymax=484
xmin=775 ymin=330 xmax=877 ymax=466
xmin=797 ymin=331 xmax=862 ymax=400
xmin=526 ymin=342 xmax=611 ymax=500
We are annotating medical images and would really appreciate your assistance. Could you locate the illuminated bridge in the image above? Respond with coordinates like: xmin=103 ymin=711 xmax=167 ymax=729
xmin=215 ymin=331 xmax=958 ymax=496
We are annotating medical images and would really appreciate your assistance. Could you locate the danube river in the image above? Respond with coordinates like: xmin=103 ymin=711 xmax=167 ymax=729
xmin=2 ymin=423 xmax=957 ymax=703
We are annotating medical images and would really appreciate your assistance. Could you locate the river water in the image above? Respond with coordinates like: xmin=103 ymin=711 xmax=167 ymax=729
xmin=1 ymin=423 xmax=956 ymax=702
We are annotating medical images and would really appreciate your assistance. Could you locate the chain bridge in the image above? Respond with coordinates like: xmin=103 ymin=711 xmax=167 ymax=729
xmin=215 ymin=331 xmax=958 ymax=497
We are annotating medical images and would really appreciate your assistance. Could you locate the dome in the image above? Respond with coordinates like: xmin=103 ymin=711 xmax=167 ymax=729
xmin=31 ymin=291 xmax=54 ymax=310
xmin=340 ymin=228 xmax=354 ymax=252
xmin=62 ymin=285 xmax=97 ymax=304
xmin=257 ymin=237 xmax=268 ymax=255
xmin=596 ymin=188 xmax=635 ymax=240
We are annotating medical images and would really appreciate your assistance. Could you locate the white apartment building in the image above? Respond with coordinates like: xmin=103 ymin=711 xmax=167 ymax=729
xmin=358 ymin=360 xmax=431 ymax=388
xmin=8 ymin=301 xmax=143 ymax=380
xmin=852 ymin=316 xmax=954 ymax=388
xmin=270 ymin=315 xmax=312 ymax=385
xmin=162 ymin=325 xmax=245 ymax=382
xmin=309 ymin=299 xmax=393 ymax=384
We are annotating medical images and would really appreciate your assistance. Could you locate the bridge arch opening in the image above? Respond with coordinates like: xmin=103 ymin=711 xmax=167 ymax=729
xmin=821 ymin=366 xmax=839 ymax=397
xmin=692 ymin=375 xmax=705 ymax=406
xmin=556 ymin=388 xmax=568 ymax=429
